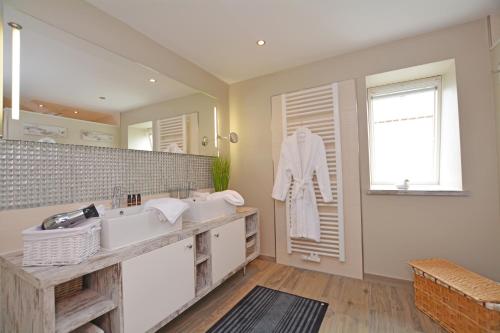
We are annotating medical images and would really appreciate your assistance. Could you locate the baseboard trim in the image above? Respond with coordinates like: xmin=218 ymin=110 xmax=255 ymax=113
xmin=364 ymin=273 xmax=412 ymax=286
xmin=257 ymin=255 xmax=276 ymax=262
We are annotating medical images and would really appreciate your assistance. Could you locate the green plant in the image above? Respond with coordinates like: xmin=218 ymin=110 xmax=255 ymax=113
xmin=212 ymin=157 xmax=230 ymax=192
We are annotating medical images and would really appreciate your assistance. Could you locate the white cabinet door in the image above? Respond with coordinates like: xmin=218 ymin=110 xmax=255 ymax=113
xmin=122 ymin=237 xmax=195 ymax=333
xmin=211 ymin=218 xmax=246 ymax=284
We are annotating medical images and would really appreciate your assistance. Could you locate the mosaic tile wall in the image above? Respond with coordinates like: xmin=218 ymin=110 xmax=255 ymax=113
xmin=0 ymin=140 xmax=214 ymax=210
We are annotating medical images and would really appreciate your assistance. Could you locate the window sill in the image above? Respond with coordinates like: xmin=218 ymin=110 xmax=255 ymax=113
xmin=367 ymin=189 xmax=469 ymax=197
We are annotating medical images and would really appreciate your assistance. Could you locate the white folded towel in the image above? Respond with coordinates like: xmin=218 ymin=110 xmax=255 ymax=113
xmin=144 ymin=198 xmax=189 ymax=224
xmin=166 ymin=143 xmax=184 ymax=154
xmin=207 ymin=190 xmax=245 ymax=206
xmin=95 ymin=204 xmax=107 ymax=216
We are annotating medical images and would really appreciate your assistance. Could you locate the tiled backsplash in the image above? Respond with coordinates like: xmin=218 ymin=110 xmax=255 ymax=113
xmin=0 ymin=140 xmax=214 ymax=210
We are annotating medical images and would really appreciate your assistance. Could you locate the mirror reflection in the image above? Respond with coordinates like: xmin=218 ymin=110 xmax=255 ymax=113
xmin=2 ymin=5 xmax=218 ymax=156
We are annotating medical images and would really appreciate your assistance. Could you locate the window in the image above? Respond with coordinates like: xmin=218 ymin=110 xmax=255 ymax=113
xmin=368 ymin=76 xmax=443 ymax=188
xmin=367 ymin=60 xmax=463 ymax=193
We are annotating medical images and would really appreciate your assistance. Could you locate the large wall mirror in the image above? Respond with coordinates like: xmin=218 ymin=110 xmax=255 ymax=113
xmin=2 ymin=5 xmax=219 ymax=156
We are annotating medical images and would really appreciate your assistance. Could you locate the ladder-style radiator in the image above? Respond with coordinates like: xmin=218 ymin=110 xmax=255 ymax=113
xmin=282 ymin=83 xmax=345 ymax=262
xmin=156 ymin=114 xmax=187 ymax=152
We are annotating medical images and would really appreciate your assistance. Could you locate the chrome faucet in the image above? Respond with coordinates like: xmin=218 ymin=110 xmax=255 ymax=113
xmin=187 ymin=181 xmax=194 ymax=198
xmin=111 ymin=186 xmax=122 ymax=209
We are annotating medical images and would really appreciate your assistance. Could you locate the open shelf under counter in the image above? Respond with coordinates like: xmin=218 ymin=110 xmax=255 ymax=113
xmin=243 ymin=210 xmax=260 ymax=263
xmin=195 ymin=253 xmax=210 ymax=265
xmin=244 ymin=211 xmax=259 ymax=238
xmin=245 ymin=229 xmax=258 ymax=238
xmin=55 ymin=289 xmax=116 ymax=333
xmin=195 ymin=231 xmax=210 ymax=259
xmin=195 ymin=259 xmax=211 ymax=297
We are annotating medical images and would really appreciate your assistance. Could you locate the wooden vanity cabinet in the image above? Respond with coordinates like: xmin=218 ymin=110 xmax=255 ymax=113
xmin=0 ymin=208 xmax=259 ymax=333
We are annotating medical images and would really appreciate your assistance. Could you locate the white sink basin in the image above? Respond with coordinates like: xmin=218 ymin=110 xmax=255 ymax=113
xmin=182 ymin=197 xmax=236 ymax=223
xmin=100 ymin=205 xmax=182 ymax=250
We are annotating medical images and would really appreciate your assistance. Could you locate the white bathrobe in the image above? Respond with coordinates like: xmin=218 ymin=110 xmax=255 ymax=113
xmin=272 ymin=127 xmax=333 ymax=242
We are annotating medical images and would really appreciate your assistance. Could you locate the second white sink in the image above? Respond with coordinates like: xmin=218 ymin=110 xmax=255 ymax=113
xmin=182 ymin=197 xmax=236 ymax=223
xmin=101 ymin=205 xmax=182 ymax=250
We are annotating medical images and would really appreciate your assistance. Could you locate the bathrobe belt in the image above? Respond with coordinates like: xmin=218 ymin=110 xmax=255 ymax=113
xmin=291 ymin=178 xmax=313 ymax=200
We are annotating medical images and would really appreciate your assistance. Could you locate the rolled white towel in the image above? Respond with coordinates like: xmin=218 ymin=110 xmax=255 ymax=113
xmin=144 ymin=198 xmax=189 ymax=224
xmin=207 ymin=190 xmax=244 ymax=206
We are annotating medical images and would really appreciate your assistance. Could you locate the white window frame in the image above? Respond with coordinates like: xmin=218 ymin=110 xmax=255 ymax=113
xmin=367 ymin=76 xmax=442 ymax=188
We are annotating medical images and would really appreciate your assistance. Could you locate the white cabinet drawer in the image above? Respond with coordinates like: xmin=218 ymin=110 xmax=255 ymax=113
xmin=211 ymin=218 xmax=246 ymax=284
xmin=122 ymin=237 xmax=195 ymax=333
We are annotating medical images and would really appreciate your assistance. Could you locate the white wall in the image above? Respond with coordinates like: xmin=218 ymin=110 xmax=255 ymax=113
xmin=128 ymin=126 xmax=152 ymax=151
xmin=230 ymin=19 xmax=500 ymax=280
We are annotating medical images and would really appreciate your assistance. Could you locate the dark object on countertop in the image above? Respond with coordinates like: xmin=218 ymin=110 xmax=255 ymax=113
xmin=131 ymin=194 xmax=137 ymax=206
xmin=127 ymin=194 xmax=132 ymax=207
xmin=41 ymin=204 xmax=99 ymax=230
xmin=137 ymin=194 xmax=142 ymax=205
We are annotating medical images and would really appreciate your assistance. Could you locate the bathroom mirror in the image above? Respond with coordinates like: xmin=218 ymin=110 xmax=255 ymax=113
xmin=1 ymin=5 xmax=219 ymax=156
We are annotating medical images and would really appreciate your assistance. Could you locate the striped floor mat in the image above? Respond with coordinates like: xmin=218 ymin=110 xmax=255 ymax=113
xmin=207 ymin=285 xmax=328 ymax=333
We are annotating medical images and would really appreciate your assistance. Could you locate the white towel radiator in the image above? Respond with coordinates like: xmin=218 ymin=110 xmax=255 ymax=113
xmin=281 ymin=83 xmax=345 ymax=262
xmin=156 ymin=114 xmax=187 ymax=152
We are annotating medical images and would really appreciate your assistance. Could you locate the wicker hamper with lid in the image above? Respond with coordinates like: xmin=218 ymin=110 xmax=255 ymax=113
xmin=409 ymin=259 xmax=500 ymax=333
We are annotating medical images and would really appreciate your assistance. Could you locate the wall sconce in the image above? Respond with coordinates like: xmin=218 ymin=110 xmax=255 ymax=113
xmin=8 ymin=22 xmax=22 ymax=120
xmin=218 ymin=132 xmax=239 ymax=143
xmin=213 ymin=106 xmax=239 ymax=143
xmin=201 ymin=132 xmax=238 ymax=147
xmin=209 ymin=106 xmax=238 ymax=154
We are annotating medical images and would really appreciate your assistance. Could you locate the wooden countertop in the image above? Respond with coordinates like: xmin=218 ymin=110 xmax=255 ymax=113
xmin=0 ymin=207 xmax=258 ymax=289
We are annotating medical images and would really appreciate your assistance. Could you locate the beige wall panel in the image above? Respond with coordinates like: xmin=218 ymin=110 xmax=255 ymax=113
xmin=230 ymin=19 xmax=500 ymax=280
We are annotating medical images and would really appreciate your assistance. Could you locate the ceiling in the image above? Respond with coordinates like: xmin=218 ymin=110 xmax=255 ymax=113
xmin=86 ymin=0 xmax=500 ymax=83
xmin=3 ymin=5 xmax=198 ymax=116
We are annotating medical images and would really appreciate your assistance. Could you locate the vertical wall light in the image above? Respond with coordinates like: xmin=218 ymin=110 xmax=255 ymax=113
xmin=9 ymin=22 xmax=22 ymax=120
xmin=213 ymin=106 xmax=218 ymax=151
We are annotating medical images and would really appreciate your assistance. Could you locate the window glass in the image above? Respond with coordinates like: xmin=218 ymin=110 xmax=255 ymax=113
xmin=369 ymin=85 xmax=439 ymax=185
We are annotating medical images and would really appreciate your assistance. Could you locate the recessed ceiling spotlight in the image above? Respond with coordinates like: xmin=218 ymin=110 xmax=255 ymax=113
xmin=99 ymin=96 xmax=106 ymax=100
xmin=74 ymin=110 xmax=79 ymax=114
xmin=149 ymin=78 xmax=157 ymax=83
xmin=8 ymin=22 xmax=23 ymax=30
xmin=256 ymin=40 xmax=266 ymax=46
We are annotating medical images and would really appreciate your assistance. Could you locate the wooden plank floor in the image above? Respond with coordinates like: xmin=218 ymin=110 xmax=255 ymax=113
xmin=158 ymin=259 xmax=445 ymax=333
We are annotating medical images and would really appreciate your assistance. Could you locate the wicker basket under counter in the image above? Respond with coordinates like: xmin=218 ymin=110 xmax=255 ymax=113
xmin=410 ymin=259 xmax=500 ymax=333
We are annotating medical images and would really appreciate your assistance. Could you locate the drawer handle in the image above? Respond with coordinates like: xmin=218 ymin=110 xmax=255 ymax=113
xmin=214 ymin=233 xmax=220 ymax=238
xmin=186 ymin=244 xmax=193 ymax=249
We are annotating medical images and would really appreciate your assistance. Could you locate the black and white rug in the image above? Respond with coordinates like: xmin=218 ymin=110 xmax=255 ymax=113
xmin=207 ymin=285 xmax=328 ymax=333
